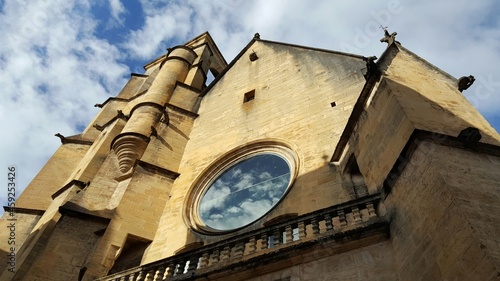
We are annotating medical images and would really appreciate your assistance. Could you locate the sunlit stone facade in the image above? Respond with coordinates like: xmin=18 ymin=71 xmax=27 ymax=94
xmin=1 ymin=32 xmax=500 ymax=281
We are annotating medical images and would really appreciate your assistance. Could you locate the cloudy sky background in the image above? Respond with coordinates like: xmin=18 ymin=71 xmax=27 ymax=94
xmin=1 ymin=0 xmax=499 ymax=211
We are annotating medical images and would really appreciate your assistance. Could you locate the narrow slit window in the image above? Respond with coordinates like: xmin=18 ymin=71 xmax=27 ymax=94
xmin=244 ymin=90 xmax=255 ymax=103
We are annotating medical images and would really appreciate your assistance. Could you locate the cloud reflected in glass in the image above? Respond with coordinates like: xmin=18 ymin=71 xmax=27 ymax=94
xmin=199 ymin=154 xmax=291 ymax=231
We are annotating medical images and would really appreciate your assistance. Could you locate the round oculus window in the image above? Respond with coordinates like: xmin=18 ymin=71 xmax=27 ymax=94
xmin=198 ymin=153 xmax=292 ymax=231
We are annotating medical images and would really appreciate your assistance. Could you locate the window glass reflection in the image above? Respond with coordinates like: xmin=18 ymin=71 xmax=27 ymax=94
xmin=199 ymin=154 xmax=291 ymax=231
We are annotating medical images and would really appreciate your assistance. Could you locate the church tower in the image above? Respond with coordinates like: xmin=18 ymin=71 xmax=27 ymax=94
xmin=1 ymin=32 xmax=500 ymax=281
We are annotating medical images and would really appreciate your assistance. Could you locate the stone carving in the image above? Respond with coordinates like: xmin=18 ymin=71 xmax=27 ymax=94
xmin=150 ymin=126 xmax=158 ymax=137
xmin=93 ymin=123 xmax=105 ymax=131
xmin=112 ymin=135 xmax=148 ymax=173
xmin=54 ymin=133 xmax=67 ymax=144
xmin=458 ymin=127 xmax=482 ymax=148
xmin=457 ymin=75 xmax=475 ymax=92
xmin=160 ymin=110 xmax=169 ymax=124
xmin=116 ymin=110 xmax=128 ymax=120
xmin=380 ymin=29 xmax=399 ymax=45
xmin=363 ymin=56 xmax=378 ymax=79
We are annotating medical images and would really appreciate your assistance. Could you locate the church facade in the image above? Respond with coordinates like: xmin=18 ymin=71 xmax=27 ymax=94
xmin=1 ymin=32 xmax=500 ymax=281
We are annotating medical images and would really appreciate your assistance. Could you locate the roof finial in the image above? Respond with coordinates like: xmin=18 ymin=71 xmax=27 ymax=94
xmin=380 ymin=26 xmax=399 ymax=45
xmin=254 ymin=33 xmax=260 ymax=39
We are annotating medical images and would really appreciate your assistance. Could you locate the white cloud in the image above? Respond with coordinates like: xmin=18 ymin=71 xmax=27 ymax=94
xmin=234 ymin=173 xmax=255 ymax=191
xmin=227 ymin=206 xmax=241 ymax=214
xmin=108 ymin=0 xmax=126 ymax=27
xmin=203 ymin=198 xmax=273 ymax=231
xmin=258 ymin=171 xmax=272 ymax=180
xmin=240 ymin=199 xmax=272 ymax=221
xmin=209 ymin=213 xmax=223 ymax=220
xmin=121 ymin=1 xmax=194 ymax=59
xmin=0 ymin=0 xmax=128 ymax=209
xmin=230 ymin=168 xmax=242 ymax=178
xmin=200 ymin=183 xmax=230 ymax=212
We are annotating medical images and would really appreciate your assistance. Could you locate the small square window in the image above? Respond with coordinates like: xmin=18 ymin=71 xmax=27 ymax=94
xmin=244 ymin=90 xmax=255 ymax=103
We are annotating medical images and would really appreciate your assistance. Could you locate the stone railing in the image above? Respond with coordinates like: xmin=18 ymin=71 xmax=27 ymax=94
xmin=97 ymin=194 xmax=385 ymax=281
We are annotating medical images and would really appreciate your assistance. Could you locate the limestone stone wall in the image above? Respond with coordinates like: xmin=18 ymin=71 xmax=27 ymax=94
xmin=15 ymin=143 xmax=90 ymax=211
xmin=62 ymin=124 xmax=125 ymax=218
xmin=245 ymin=241 xmax=397 ymax=281
xmin=381 ymin=46 xmax=500 ymax=146
xmin=386 ymin=140 xmax=500 ymax=280
xmin=141 ymin=107 xmax=196 ymax=173
xmin=13 ymin=214 xmax=107 ymax=281
xmin=81 ymin=74 xmax=147 ymax=141
xmin=345 ymin=45 xmax=500 ymax=193
xmin=0 ymin=213 xmax=41 ymax=274
xmin=145 ymin=40 xmax=368 ymax=261
xmin=347 ymin=79 xmax=414 ymax=192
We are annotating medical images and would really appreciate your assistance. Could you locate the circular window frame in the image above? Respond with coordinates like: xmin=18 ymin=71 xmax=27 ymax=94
xmin=185 ymin=140 xmax=299 ymax=234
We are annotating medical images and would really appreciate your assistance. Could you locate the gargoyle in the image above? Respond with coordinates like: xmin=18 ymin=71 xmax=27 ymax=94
xmin=457 ymin=75 xmax=475 ymax=92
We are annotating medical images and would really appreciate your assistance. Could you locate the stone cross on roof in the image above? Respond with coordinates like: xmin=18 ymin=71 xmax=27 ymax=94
xmin=380 ymin=28 xmax=399 ymax=45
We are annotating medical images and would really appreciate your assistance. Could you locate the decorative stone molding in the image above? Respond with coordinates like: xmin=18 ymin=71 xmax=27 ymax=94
xmin=111 ymin=134 xmax=149 ymax=173
xmin=97 ymin=194 xmax=387 ymax=281
xmin=184 ymin=139 xmax=300 ymax=234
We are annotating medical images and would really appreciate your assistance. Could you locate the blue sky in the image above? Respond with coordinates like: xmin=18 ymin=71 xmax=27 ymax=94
xmin=0 ymin=0 xmax=499 ymax=212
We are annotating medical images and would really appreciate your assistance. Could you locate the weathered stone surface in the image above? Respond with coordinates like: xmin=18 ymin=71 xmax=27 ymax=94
xmin=2 ymin=32 xmax=499 ymax=281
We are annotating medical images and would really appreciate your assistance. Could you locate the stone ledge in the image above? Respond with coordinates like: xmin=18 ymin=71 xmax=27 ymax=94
xmin=97 ymin=194 xmax=387 ymax=281
xmin=2 ymin=206 xmax=45 ymax=216
xmin=383 ymin=129 xmax=500 ymax=195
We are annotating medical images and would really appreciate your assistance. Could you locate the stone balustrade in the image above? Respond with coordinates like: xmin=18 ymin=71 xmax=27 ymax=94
xmin=97 ymin=194 xmax=385 ymax=281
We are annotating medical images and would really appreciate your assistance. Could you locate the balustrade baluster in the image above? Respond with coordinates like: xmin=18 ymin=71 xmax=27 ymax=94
xmin=199 ymin=252 xmax=209 ymax=268
xmin=260 ymin=233 xmax=268 ymax=250
xmin=119 ymin=276 xmax=126 ymax=281
xmin=272 ymin=229 xmax=281 ymax=247
xmin=209 ymin=250 xmax=220 ymax=265
xmin=220 ymin=246 xmax=231 ymax=261
xmin=284 ymin=225 xmax=293 ymax=243
xmin=233 ymin=242 xmax=244 ymax=258
xmin=366 ymin=203 xmax=377 ymax=218
xmin=247 ymin=236 xmax=256 ymax=254
xmin=324 ymin=213 xmax=333 ymax=231
xmin=153 ymin=267 xmax=165 ymax=281
xmin=164 ymin=263 xmax=174 ymax=277
xmin=174 ymin=262 xmax=184 ymax=276
xmin=136 ymin=271 xmax=144 ymax=281
xmin=352 ymin=207 xmax=362 ymax=223
xmin=187 ymin=256 xmax=198 ymax=272
xmin=127 ymin=272 xmax=136 ymax=281
xmin=297 ymin=221 xmax=306 ymax=239
xmin=144 ymin=269 xmax=154 ymax=281
xmin=338 ymin=210 xmax=347 ymax=227
xmin=311 ymin=218 xmax=320 ymax=235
